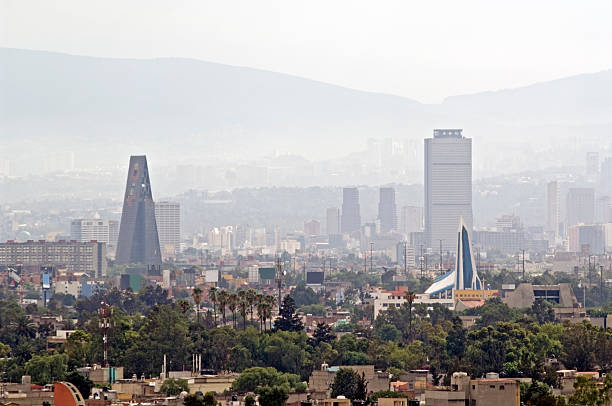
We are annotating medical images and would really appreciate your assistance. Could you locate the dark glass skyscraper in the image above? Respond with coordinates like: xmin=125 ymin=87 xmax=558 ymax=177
xmin=377 ymin=187 xmax=397 ymax=233
xmin=116 ymin=155 xmax=162 ymax=265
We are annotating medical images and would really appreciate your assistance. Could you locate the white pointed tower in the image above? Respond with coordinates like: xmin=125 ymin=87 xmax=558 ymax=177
xmin=454 ymin=217 xmax=481 ymax=290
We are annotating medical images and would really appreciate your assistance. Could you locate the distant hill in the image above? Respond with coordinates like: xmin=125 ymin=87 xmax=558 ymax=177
xmin=1 ymin=48 xmax=612 ymax=177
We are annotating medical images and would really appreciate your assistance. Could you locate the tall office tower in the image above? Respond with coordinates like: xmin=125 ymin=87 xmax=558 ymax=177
xmin=377 ymin=187 xmax=398 ymax=233
xmin=595 ymin=196 xmax=611 ymax=224
xmin=547 ymin=181 xmax=560 ymax=240
xmin=341 ymin=187 xmax=361 ymax=234
xmin=586 ymin=152 xmax=600 ymax=178
xmin=601 ymin=158 xmax=612 ymax=196
xmin=400 ymin=206 xmax=424 ymax=235
xmin=566 ymin=188 xmax=595 ymax=227
xmin=70 ymin=219 xmax=119 ymax=247
xmin=326 ymin=208 xmax=340 ymax=235
xmin=424 ymin=129 xmax=472 ymax=251
xmin=155 ymin=201 xmax=181 ymax=260
xmin=116 ymin=156 xmax=162 ymax=265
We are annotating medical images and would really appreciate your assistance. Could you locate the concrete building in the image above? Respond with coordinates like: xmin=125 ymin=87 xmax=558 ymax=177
xmin=425 ymin=129 xmax=472 ymax=251
xmin=601 ymin=157 xmax=612 ymax=197
xmin=0 ymin=240 xmax=107 ymax=277
xmin=425 ymin=372 xmax=520 ymax=406
xmin=304 ymin=219 xmax=321 ymax=236
xmin=473 ymin=230 xmax=524 ymax=255
xmin=341 ymin=188 xmax=361 ymax=234
xmin=566 ymin=188 xmax=595 ymax=228
xmin=308 ymin=365 xmax=389 ymax=397
xmin=70 ymin=219 xmax=119 ymax=248
xmin=502 ymin=283 xmax=578 ymax=308
xmin=547 ymin=181 xmax=560 ymax=240
xmin=154 ymin=201 xmax=181 ymax=260
xmin=568 ymin=224 xmax=605 ymax=254
xmin=378 ymin=187 xmax=398 ymax=233
xmin=399 ymin=206 xmax=423 ymax=236
xmin=326 ymin=207 xmax=340 ymax=235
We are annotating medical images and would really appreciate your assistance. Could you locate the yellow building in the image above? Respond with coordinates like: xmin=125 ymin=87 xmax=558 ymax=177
xmin=454 ymin=289 xmax=499 ymax=303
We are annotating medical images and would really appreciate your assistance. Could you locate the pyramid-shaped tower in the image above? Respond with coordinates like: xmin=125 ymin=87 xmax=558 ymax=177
xmin=116 ymin=155 xmax=162 ymax=265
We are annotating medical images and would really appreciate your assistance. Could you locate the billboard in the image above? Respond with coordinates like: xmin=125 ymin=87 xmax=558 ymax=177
xmin=306 ymin=271 xmax=324 ymax=285
xmin=258 ymin=267 xmax=276 ymax=281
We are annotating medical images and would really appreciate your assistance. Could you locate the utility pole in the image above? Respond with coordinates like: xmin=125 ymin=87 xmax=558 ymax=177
xmin=601 ymin=265 xmax=605 ymax=305
xmin=275 ymin=257 xmax=282 ymax=314
xmin=404 ymin=241 xmax=407 ymax=276
xmin=370 ymin=242 xmax=374 ymax=273
xmin=439 ymin=239 xmax=443 ymax=272
xmin=420 ymin=245 xmax=424 ymax=279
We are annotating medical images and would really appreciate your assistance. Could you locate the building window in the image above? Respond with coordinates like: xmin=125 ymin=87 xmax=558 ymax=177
xmin=500 ymin=385 xmax=504 ymax=390
xmin=490 ymin=385 xmax=495 ymax=389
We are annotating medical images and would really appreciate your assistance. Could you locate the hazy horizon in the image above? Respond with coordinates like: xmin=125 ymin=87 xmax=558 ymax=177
xmin=3 ymin=0 xmax=612 ymax=103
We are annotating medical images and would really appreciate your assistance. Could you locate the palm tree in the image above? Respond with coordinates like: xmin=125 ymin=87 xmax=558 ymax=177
xmin=13 ymin=316 xmax=35 ymax=340
xmin=238 ymin=290 xmax=248 ymax=330
xmin=255 ymin=294 xmax=265 ymax=331
xmin=264 ymin=295 xmax=276 ymax=331
xmin=192 ymin=287 xmax=202 ymax=324
xmin=404 ymin=290 xmax=416 ymax=341
xmin=246 ymin=289 xmax=257 ymax=323
xmin=217 ymin=290 xmax=229 ymax=326
xmin=228 ymin=293 xmax=238 ymax=329
xmin=208 ymin=286 xmax=218 ymax=326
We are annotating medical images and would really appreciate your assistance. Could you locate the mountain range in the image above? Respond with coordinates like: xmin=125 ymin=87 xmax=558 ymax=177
xmin=1 ymin=48 xmax=612 ymax=177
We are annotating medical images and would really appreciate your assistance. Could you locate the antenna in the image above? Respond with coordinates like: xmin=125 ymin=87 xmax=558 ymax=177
xmin=98 ymin=301 xmax=113 ymax=368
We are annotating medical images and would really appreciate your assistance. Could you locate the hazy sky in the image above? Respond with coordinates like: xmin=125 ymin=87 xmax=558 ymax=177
xmin=2 ymin=0 xmax=612 ymax=103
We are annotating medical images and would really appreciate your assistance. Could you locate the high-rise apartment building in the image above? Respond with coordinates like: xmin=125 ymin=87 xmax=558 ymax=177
xmin=116 ymin=156 xmax=162 ymax=265
xmin=341 ymin=187 xmax=361 ymax=234
xmin=154 ymin=201 xmax=181 ymax=260
xmin=377 ymin=187 xmax=398 ymax=233
xmin=70 ymin=219 xmax=119 ymax=248
xmin=566 ymin=188 xmax=595 ymax=228
xmin=0 ymin=240 xmax=107 ymax=277
xmin=326 ymin=208 xmax=340 ymax=235
xmin=400 ymin=206 xmax=424 ymax=236
xmin=547 ymin=181 xmax=560 ymax=240
xmin=424 ymin=129 xmax=472 ymax=251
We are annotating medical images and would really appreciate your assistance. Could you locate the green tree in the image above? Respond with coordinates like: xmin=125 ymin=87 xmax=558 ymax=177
xmin=569 ymin=375 xmax=612 ymax=406
xmin=290 ymin=283 xmax=319 ymax=307
xmin=208 ymin=286 xmax=218 ymax=326
xmin=275 ymin=295 xmax=303 ymax=332
xmin=202 ymin=391 xmax=217 ymax=406
xmin=64 ymin=330 xmax=91 ymax=370
xmin=257 ymin=385 xmax=289 ymax=406
xmin=25 ymin=353 xmax=68 ymax=385
xmin=330 ymin=368 xmax=368 ymax=400
xmin=160 ymin=378 xmax=189 ymax=396
xmin=184 ymin=394 xmax=205 ymax=406
xmin=561 ymin=321 xmax=599 ymax=371
xmin=192 ymin=287 xmax=203 ymax=324
xmin=312 ymin=322 xmax=336 ymax=346
xmin=244 ymin=394 xmax=256 ymax=406
xmin=231 ymin=366 xmax=302 ymax=393
xmin=65 ymin=370 xmax=94 ymax=399
xmin=377 ymin=324 xmax=401 ymax=342
xmin=531 ymin=299 xmax=555 ymax=324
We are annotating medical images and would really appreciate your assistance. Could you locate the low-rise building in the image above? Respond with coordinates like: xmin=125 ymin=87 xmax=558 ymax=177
xmin=425 ymin=372 xmax=520 ymax=406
